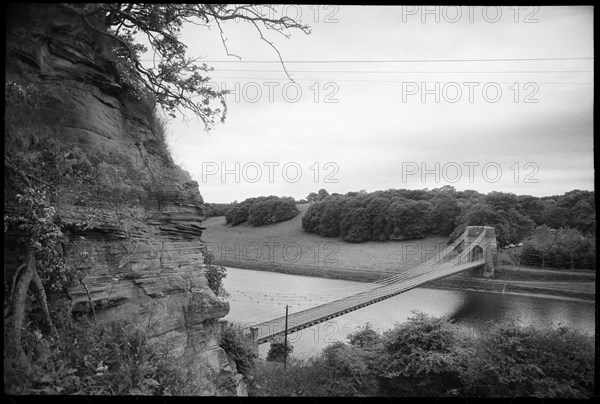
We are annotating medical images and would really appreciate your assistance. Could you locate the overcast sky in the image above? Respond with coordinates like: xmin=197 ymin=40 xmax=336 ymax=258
xmin=160 ymin=5 xmax=593 ymax=203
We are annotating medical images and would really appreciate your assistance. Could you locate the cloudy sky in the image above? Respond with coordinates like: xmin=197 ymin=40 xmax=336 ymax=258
xmin=160 ymin=5 xmax=593 ymax=203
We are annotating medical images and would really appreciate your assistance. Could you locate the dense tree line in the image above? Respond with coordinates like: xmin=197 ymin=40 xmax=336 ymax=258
xmin=302 ymin=187 xmax=595 ymax=246
xmin=205 ymin=198 xmax=309 ymax=218
xmin=204 ymin=202 xmax=231 ymax=217
xmin=224 ymin=196 xmax=299 ymax=227
xmin=519 ymin=225 xmax=596 ymax=270
xmin=250 ymin=313 xmax=594 ymax=397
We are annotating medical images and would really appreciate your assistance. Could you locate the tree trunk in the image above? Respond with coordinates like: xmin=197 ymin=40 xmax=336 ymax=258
xmin=4 ymin=250 xmax=59 ymax=358
xmin=30 ymin=263 xmax=59 ymax=338
xmin=4 ymin=251 xmax=35 ymax=358
xmin=541 ymin=252 xmax=545 ymax=268
xmin=570 ymin=253 xmax=574 ymax=270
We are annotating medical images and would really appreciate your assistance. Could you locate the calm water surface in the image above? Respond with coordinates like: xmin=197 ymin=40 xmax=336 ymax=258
xmin=222 ymin=267 xmax=595 ymax=359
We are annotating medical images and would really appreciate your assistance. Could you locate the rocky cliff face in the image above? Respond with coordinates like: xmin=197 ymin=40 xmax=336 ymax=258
xmin=5 ymin=4 xmax=245 ymax=395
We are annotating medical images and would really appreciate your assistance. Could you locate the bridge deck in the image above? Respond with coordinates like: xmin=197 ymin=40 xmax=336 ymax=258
xmin=251 ymin=258 xmax=485 ymax=344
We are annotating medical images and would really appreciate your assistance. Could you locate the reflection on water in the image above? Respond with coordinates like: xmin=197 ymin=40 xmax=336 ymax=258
xmin=222 ymin=267 xmax=595 ymax=360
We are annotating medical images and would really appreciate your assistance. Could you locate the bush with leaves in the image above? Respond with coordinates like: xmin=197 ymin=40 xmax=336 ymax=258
xmin=203 ymin=251 xmax=228 ymax=297
xmin=4 ymin=302 xmax=198 ymax=395
xmin=308 ymin=341 xmax=379 ymax=396
xmin=249 ymin=357 xmax=322 ymax=396
xmin=249 ymin=313 xmax=594 ymax=397
xmin=458 ymin=320 xmax=594 ymax=397
xmin=347 ymin=322 xmax=383 ymax=350
xmin=375 ymin=312 xmax=463 ymax=396
xmin=250 ymin=347 xmax=375 ymax=397
xmin=5 ymin=187 xmax=69 ymax=295
xmin=219 ymin=321 xmax=258 ymax=379
xmin=265 ymin=337 xmax=294 ymax=363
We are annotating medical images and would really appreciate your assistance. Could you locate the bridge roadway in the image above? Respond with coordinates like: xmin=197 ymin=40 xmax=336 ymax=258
xmin=251 ymin=258 xmax=485 ymax=344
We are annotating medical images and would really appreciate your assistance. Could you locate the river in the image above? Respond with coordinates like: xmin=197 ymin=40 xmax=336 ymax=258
xmin=221 ymin=267 xmax=595 ymax=360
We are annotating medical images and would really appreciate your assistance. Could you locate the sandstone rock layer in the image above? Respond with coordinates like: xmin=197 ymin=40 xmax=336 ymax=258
xmin=5 ymin=4 xmax=245 ymax=396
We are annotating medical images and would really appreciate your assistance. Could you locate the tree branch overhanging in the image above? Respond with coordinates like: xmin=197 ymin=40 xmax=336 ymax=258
xmin=60 ymin=3 xmax=310 ymax=128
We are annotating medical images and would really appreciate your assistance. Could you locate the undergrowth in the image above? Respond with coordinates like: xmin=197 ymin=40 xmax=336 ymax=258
xmin=219 ymin=321 xmax=258 ymax=381
xmin=4 ymin=301 xmax=200 ymax=395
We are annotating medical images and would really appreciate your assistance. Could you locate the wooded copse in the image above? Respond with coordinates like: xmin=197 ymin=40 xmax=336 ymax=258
xmin=300 ymin=187 xmax=595 ymax=269
xmin=224 ymin=196 xmax=299 ymax=227
xmin=207 ymin=187 xmax=595 ymax=269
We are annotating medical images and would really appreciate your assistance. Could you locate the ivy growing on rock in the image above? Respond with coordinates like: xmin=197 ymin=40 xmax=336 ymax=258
xmin=203 ymin=251 xmax=228 ymax=298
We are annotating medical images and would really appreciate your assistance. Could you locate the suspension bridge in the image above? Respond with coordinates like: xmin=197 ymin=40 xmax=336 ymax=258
xmin=241 ymin=226 xmax=497 ymax=344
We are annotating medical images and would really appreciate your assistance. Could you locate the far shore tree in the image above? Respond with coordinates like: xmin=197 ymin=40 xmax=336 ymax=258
xmin=532 ymin=225 xmax=554 ymax=268
xmin=557 ymin=227 xmax=582 ymax=270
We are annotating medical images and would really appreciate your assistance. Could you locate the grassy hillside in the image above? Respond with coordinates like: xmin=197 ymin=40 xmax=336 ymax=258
xmin=203 ymin=204 xmax=451 ymax=281
xmin=203 ymin=205 xmax=595 ymax=300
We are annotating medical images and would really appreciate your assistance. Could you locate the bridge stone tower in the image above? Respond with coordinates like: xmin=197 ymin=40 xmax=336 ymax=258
xmin=463 ymin=226 xmax=497 ymax=278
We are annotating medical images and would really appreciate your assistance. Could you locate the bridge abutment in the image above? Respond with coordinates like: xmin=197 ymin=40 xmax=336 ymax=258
xmin=464 ymin=226 xmax=497 ymax=278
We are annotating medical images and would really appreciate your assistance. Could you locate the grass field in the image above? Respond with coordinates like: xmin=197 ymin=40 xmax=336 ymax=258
xmin=202 ymin=205 xmax=595 ymax=299
xmin=202 ymin=204 xmax=451 ymax=281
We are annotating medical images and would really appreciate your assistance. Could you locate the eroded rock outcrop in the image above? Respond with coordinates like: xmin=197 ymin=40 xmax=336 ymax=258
xmin=5 ymin=4 xmax=245 ymax=395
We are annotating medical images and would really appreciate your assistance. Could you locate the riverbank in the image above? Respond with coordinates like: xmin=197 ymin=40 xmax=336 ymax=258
xmin=218 ymin=259 xmax=595 ymax=302
xmin=425 ymin=270 xmax=595 ymax=302
xmin=203 ymin=209 xmax=595 ymax=302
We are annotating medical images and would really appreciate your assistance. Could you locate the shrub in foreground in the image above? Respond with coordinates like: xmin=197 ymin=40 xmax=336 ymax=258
xmin=4 ymin=303 xmax=197 ymax=395
xmin=219 ymin=321 xmax=258 ymax=380
xmin=248 ymin=313 xmax=594 ymax=398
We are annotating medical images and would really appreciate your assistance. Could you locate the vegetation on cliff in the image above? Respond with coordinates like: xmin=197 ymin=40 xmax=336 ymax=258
xmin=48 ymin=4 xmax=310 ymax=127
xmin=4 ymin=72 xmax=199 ymax=396
xmin=218 ymin=322 xmax=258 ymax=380
xmin=4 ymin=3 xmax=308 ymax=395
xmin=4 ymin=302 xmax=202 ymax=395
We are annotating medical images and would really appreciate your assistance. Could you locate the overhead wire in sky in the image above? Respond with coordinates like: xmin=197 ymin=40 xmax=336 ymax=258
xmin=194 ymin=69 xmax=593 ymax=74
xmin=180 ymin=57 xmax=593 ymax=63
xmin=139 ymin=56 xmax=592 ymax=85
xmin=203 ymin=77 xmax=592 ymax=85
